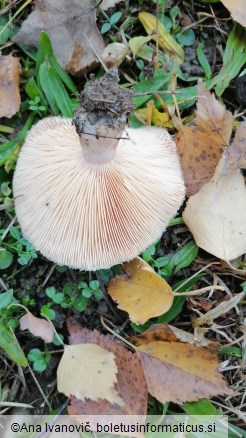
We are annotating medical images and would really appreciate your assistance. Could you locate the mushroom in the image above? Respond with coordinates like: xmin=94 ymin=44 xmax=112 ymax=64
xmin=13 ymin=70 xmax=185 ymax=271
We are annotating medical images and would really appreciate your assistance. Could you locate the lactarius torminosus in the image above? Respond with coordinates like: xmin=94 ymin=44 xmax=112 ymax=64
xmin=13 ymin=69 xmax=185 ymax=270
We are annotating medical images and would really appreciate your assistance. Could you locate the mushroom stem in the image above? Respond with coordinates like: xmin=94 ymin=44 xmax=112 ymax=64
xmin=74 ymin=111 xmax=125 ymax=164
xmin=73 ymin=68 xmax=134 ymax=164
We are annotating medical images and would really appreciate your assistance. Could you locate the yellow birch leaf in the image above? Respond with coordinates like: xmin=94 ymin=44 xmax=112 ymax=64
xmin=138 ymin=12 xmax=184 ymax=63
xmin=108 ymin=257 xmax=173 ymax=324
xmin=57 ymin=343 xmax=124 ymax=406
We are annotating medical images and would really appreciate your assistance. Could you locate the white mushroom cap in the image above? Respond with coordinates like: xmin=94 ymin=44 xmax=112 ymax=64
xmin=13 ymin=117 xmax=185 ymax=271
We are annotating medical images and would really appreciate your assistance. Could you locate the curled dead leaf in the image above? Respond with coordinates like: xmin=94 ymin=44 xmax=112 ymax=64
xmin=20 ymin=312 xmax=54 ymax=343
xmin=129 ymin=35 xmax=154 ymax=57
xmin=217 ymin=121 xmax=246 ymax=180
xmin=102 ymin=43 xmax=128 ymax=68
xmin=195 ymin=81 xmax=233 ymax=146
xmin=108 ymin=257 xmax=173 ymax=324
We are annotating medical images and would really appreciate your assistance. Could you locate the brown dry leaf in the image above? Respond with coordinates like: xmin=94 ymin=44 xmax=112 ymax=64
xmin=13 ymin=0 xmax=105 ymax=76
xmin=67 ymin=320 xmax=148 ymax=416
xmin=108 ymin=257 xmax=173 ymax=324
xmin=220 ymin=0 xmax=246 ymax=27
xmin=20 ymin=312 xmax=54 ymax=343
xmin=195 ymin=81 xmax=233 ymax=146
xmin=101 ymin=0 xmax=123 ymax=10
xmin=132 ymin=324 xmax=231 ymax=404
xmin=188 ymin=298 xmax=213 ymax=313
xmin=218 ymin=121 xmax=246 ymax=179
xmin=0 ymin=55 xmax=20 ymax=118
xmin=183 ymin=158 xmax=246 ymax=262
xmin=175 ymin=81 xmax=233 ymax=196
xmin=175 ymin=126 xmax=222 ymax=197
xmin=57 ymin=343 xmax=123 ymax=406
xmin=131 ymin=323 xmax=212 ymax=347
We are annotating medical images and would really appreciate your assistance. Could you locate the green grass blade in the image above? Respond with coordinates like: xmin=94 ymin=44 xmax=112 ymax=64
xmin=46 ymin=65 xmax=73 ymax=117
xmin=0 ymin=322 xmax=27 ymax=367
xmin=39 ymin=62 xmax=60 ymax=115
xmin=36 ymin=32 xmax=54 ymax=77
xmin=50 ymin=54 xmax=77 ymax=94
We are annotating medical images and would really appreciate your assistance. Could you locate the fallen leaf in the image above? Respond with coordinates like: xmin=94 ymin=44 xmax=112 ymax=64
xmin=183 ymin=158 xmax=246 ymax=262
xmin=57 ymin=343 xmax=123 ymax=406
xmin=175 ymin=81 xmax=233 ymax=196
xmin=132 ymin=324 xmax=231 ymax=404
xmin=108 ymin=257 xmax=173 ymax=324
xmin=20 ymin=312 xmax=54 ymax=343
xmin=217 ymin=121 xmax=246 ymax=179
xmin=102 ymin=42 xmax=128 ymax=68
xmin=0 ymin=55 xmax=20 ymax=118
xmin=175 ymin=126 xmax=222 ymax=197
xmin=221 ymin=0 xmax=246 ymax=27
xmin=187 ymin=298 xmax=213 ymax=313
xmin=134 ymin=105 xmax=173 ymax=128
xmin=67 ymin=320 xmax=148 ymax=416
xmin=131 ymin=323 xmax=212 ymax=347
xmin=129 ymin=35 xmax=154 ymax=57
xmin=195 ymin=81 xmax=233 ymax=146
xmin=138 ymin=12 xmax=184 ymax=63
xmin=13 ymin=0 xmax=105 ymax=76
xmin=101 ymin=0 xmax=123 ymax=10
xmin=194 ymin=291 xmax=245 ymax=326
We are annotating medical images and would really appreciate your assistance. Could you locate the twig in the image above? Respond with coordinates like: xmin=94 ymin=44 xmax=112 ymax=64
xmin=27 ymin=364 xmax=51 ymax=410
xmin=95 ymin=273 xmax=122 ymax=322
xmin=42 ymin=264 xmax=56 ymax=287
xmin=135 ymin=90 xmax=180 ymax=96
xmin=82 ymin=30 xmax=108 ymax=72
xmin=0 ymin=401 xmax=33 ymax=408
xmin=173 ymin=261 xmax=220 ymax=293
xmin=173 ymin=285 xmax=224 ymax=296
xmin=1 ymin=215 xmax=16 ymax=241
xmin=100 ymin=315 xmax=136 ymax=351
xmin=0 ymin=277 xmax=8 ymax=291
